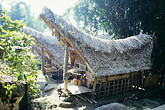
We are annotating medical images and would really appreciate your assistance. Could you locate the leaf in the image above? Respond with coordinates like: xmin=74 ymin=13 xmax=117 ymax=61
xmin=0 ymin=46 xmax=4 ymax=50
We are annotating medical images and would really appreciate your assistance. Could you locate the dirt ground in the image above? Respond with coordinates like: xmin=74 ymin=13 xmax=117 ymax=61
xmin=32 ymin=72 xmax=96 ymax=110
xmin=31 ymin=72 xmax=165 ymax=110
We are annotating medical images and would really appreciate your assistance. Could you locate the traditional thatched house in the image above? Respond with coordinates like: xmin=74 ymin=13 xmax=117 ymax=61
xmin=22 ymin=26 xmax=64 ymax=75
xmin=39 ymin=7 xmax=153 ymax=98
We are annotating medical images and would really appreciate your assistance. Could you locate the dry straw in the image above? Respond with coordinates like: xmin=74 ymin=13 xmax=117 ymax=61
xmin=39 ymin=7 xmax=153 ymax=76
xmin=23 ymin=26 xmax=64 ymax=66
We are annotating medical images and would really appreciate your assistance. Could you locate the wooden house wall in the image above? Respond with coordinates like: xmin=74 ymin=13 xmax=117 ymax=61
xmin=67 ymin=51 xmax=150 ymax=98
xmin=92 ymin=71 xmax=144 ymax=98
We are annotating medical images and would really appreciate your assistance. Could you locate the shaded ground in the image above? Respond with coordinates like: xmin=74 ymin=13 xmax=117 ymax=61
xmin=29 ymin=72 xmax=165 ymax=110
xmin=31 ymin=72 xmax=96 ymax=110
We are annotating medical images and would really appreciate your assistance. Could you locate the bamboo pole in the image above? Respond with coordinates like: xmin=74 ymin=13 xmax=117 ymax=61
xmin=63 ymin=40 xmax=69 ymax=92
xmin=41 ymin=47 xmax=45 ymax=74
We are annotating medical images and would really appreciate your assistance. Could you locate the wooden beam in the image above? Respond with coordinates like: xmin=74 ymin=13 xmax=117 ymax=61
xmin=33 ymin=46 xmax=41 ymax=56
xmin=108 ymin=73 xmax=130 ymax=81
xmin=48 ymin=20 xmax=95 ymax=76
xmin=63 ymin=40 xmax=69 ymax=91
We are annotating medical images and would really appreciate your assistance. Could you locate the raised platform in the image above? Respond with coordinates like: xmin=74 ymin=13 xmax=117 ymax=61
xmin=59 ymin=82 xmax=92 ymax=95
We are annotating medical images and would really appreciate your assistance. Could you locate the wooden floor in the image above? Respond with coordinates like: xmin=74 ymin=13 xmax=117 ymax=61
xmin=59 ymin=82 xmax=92 ymax=95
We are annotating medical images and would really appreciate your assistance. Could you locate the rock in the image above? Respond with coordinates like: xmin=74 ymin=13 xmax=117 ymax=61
xmin=49 ymin=104 xmax=57 ymax=108
xmin=153 ymin=104 xmax=165 ymax=110
xmin=143 ymin=99 xmax=160 ymax=107
xmin=61 ymin=93 xmax=68 ymax=97
xmin=51 ymin=75 xmax=58 ymax=80
xmin=63 ymin=97 xmax=74 ymax=102
xmin=59 ymin=102 xmax=76 ymax=108
xmin=0 ymin=74 xmax=24 ymax=110
xmin=44 ymin=84 xmax=57 ymax=93
xmin=45 ymin=88 xmax=55 ymax=93
xmin=57 ymin=86 xmax=62 ymax=92
xmin=44 ymin=83 xmax=48 ymax=88
xmin=95 ymin=102 xmax=128 ymax=110
xmin=35 ymin=81 xmax=47 ymax=90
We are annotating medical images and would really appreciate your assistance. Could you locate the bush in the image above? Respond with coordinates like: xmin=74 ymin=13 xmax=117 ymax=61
xmin=0 ymin=7 xmax=41 ymax=109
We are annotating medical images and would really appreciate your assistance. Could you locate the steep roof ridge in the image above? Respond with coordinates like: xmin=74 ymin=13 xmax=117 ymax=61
xmin=39 ymin=7 xmax=152 ymax=54
xmin=39 ymin=7 xmax=153 ymax=76
xmin=22 ymin=26 xmax=64 ymax=65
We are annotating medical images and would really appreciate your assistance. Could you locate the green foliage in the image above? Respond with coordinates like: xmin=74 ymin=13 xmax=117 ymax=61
xmin=9 ymin=2 xmax=47 ymax=32
xmin=4 ymin=83 xmax=17 ymax=97
xmin=0 ymin=8 xmax=40 ymax=99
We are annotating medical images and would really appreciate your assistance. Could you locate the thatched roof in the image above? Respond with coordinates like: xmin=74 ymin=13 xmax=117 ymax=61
xmin=22 ymin=26 xmax=64 ymax=66
xmin=39 ymin=7 xmax=153 ymax=76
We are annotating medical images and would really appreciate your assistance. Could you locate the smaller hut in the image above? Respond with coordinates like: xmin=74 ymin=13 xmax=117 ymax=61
xmin=23 ymin=26 xmax=64 ymax=77
xmin=39 ymin=7 xmax=153 ymax=98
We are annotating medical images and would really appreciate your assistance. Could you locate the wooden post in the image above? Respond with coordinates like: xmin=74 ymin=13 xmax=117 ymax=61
xmin=98 ymin=80 xmax=102 ymax=98
xmin=116 ymin=80 xmax=119 ymax=94
xmin=92 ymin=77 xmax=97 ymax=98
xmin=107 ymin=81 xmax=110 ymax=96
xmin=127 ymin=79 xmax=130 ymax=91
xmin=41 ymin=47 xmax=45 ymax=74
xmin=124 ymin=79 xmax=126 ymax=91
xmin=141 ymin=71 xmax=144 ymax=88
xmin=131 ymin=73 xmax=134 ymax=90
xmin=104 ymin=82 xmax=107 ymax=97
xmin=113 ymin=81 xmax=116 ymax=95
xmin=121 ymin=79 xmax=123 ymax=93
xmin=135 ymin=72 xmax=138 ymax=88
xmin=63 ymin=40 xmax=69 ymax=92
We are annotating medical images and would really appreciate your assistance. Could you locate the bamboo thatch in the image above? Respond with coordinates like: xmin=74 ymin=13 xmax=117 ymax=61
xmin=22 ymin=26 xmax=64 ymax=66
xmin=39 ymin=7 xmax=153 ymax=76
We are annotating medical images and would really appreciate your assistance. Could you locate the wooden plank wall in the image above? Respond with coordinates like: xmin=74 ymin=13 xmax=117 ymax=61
xmin=144 ymin=74 xmax=159 ymax=88
xmin=92 ymin=71 xmax=144 ymax=98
